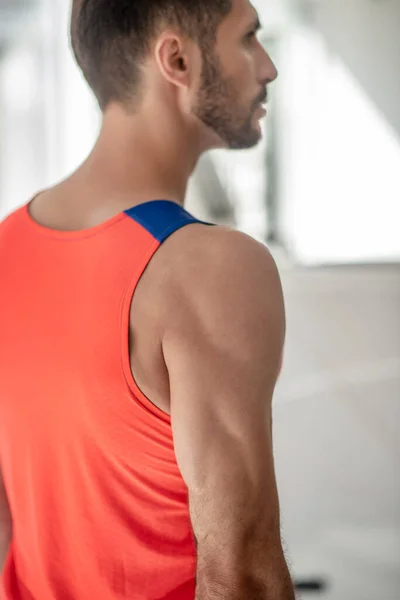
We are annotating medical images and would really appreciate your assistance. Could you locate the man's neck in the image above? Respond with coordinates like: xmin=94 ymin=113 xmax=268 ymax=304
xmin=79 ymin=104 xmax=204 ymax=211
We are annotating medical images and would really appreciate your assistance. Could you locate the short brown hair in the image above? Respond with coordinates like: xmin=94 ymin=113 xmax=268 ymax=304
xmin=71 ymin=0 xmax=232 ymax=110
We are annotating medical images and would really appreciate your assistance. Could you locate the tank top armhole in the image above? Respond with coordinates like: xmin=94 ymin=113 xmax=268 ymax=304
xmin=119 ymin=214 xmax=215 ymax=424
xmin=119 ymin=236 xmax=170 ymax=423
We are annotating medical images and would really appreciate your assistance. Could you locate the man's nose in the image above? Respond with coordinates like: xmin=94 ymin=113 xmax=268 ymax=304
xmin=260 ymin=48 xmax=278 ymax=84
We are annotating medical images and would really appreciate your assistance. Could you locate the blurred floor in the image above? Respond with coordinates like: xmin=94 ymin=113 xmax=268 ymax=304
xmin=272 ymin=262 xmax=400 ymax=599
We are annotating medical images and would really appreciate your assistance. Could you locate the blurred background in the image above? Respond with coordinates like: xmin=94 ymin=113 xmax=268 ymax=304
xmin=0 ymin=0 xmax=399 ymax=598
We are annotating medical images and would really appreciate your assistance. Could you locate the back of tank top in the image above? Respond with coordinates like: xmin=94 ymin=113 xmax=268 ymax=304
xmin=0 ymin=199 xmax=214 ymax=600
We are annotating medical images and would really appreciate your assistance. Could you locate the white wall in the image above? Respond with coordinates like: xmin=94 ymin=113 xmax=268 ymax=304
xmin=49 ymin=0 xmax=100 ymax=181
xmin=0 ymin=44 xmax=43 ymax=217
xmin=0 ymin=2 xmax=100 ymax=218
xmin=311 ymin=0 xmax=400 ymax=140
xmin=275 ymin=1 xmax=400 ymax=265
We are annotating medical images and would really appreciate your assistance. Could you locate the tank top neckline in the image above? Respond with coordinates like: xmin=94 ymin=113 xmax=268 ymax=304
xmin=21 ymin=198 xmax=181 ymax=241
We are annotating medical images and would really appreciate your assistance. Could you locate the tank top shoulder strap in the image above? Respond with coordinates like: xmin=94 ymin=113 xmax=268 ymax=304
xmin=124 ymin=200 xmax=215 ymax=243
xmin=120 ymin=200 xmax=215 ymax=418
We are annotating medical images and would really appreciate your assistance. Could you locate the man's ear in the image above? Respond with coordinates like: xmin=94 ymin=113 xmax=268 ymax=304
xmin=154 ymin=33 xmax=193 ymax=89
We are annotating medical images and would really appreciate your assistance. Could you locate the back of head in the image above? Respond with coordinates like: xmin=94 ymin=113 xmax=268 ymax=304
xmin=70 ymin=0 xmax=232 ymax=111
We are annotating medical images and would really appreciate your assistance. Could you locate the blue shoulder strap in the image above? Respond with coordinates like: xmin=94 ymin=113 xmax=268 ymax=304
xmin=125 ymin=200 xmax=215 ymax=243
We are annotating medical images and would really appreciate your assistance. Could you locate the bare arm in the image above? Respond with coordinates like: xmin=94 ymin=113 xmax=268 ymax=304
xmin=162 ymin=228 xmax=295 ymax=600
xmin=0 ymin=467 xmax=12 ymax=573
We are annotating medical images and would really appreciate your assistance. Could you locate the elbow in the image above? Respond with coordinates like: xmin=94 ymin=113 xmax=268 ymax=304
xmin=196 ymin=540 xmax=295 ymax=600
xmin=196 ymin=566 xmax=295 ymax=600
xmin=0 ymin=518 xmax=12 ymax=566
xmin=0 ymin=532 xmax=12 ymax=572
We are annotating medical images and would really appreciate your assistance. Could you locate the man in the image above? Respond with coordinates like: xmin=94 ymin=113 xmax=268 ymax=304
xmin=0 ymin=0 xmax=294 ymax=598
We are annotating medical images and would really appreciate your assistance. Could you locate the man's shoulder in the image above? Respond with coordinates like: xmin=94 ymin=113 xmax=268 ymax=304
xmin=164 ymin=222 xmax=280 ymax=290
xmin=157 ymin=222 xmax=286 ymax=384
xmin=0 ymin=204 xmax=27 ymax=247
xmin=157 ymin=222 xmax=284 ymax=329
